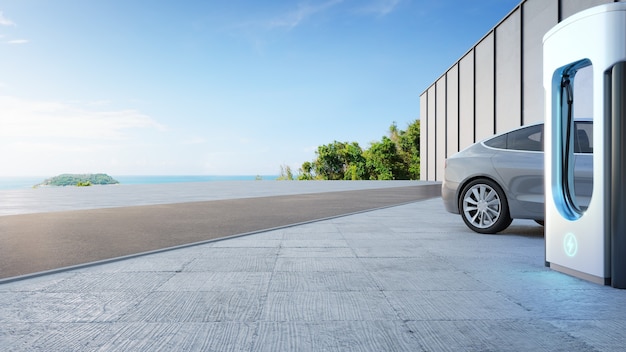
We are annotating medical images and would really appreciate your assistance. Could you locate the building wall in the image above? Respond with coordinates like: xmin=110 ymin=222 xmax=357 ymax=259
xmin=420 ymin=0 xmax=621 ymax=181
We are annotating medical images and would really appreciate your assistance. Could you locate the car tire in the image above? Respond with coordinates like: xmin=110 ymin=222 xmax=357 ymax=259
xmin=459 ymin=179 xmax=513 ymax=234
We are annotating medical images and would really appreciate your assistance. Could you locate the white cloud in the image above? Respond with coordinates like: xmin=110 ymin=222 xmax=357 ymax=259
xmin=0 ymin=11 xmax=15 ymax=26
xmin=269 ymin=0 xmax=343 ymax=30
xmin=7 ymin=141 xmax=108 ymax=154
xmin=0 ymin=96 xmax=165 ymax=140
xmin=0 ymin=140 xmax=123 ymax=176
xmin=182 ymin=136 xmax=206 ymax=145
xmin=0 ymin=96 xmax=171 ymax=176
xmin=7 ymin=39 xmax=28 ymax=44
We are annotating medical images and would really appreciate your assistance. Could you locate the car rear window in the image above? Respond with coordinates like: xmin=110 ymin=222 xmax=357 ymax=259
xmin=484 ymin=124 xmax=543 ymax=151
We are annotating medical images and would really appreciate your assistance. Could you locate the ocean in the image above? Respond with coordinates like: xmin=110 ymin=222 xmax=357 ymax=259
xmin=0 ymin=175 xmax=280 ymax=191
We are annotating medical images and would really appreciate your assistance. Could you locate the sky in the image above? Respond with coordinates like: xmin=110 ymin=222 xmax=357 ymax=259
xmin=0 ymin=0 xmax=520 ymax=177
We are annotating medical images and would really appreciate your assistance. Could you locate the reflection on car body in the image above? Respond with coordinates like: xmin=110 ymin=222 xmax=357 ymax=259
xmin=442 ymin=119 xmax=593 ymax=234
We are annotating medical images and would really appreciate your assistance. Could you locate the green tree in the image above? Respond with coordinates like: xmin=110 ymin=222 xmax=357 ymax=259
xmin=365 ymin=136 xmax=405 ymax=180
xmin=277 ymin=164 xmax=295 ymax=180
xmin=293 ymin=119 xmax=421 ymax=181
xmin=402 ymin=120 xmax=421 ymax=179
xmin=340 ymin=142 xmax=367 ymax=180
xmin=314 ymin=141 xmax=347 ymax=180
xmin=390 ymin=120 xmax=420 ymax=179
xmin=298 ymin=161 xmax=315 ymax=180
xmin=312 ymin=141 xmax=368 ymax=180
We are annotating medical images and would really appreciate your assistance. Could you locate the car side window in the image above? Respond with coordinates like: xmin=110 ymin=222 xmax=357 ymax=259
xmin=484 ymin=124 xmax=543 ymax=151
xmin=484 ymin=134 xmax=506 ymax=149
xmin=574 ymin=121 xmax=593 ymax=153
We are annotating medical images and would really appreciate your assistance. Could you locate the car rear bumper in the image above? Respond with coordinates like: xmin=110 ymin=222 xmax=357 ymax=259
xmin=441 ymin=181 xmax=459 ymax=214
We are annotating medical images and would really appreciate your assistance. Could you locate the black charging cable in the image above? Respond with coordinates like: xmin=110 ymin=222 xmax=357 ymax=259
xmin=561 ymin=74 xmax=581 ymax=214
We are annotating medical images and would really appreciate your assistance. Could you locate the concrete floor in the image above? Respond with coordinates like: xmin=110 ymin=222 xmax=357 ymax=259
xmin=2 ymin=189 xmax=626 ymax=351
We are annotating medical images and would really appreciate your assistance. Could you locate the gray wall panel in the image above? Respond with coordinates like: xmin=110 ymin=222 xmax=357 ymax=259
xmin=495 ymin=9 xmax=522 ymax=133
xmin=436 ymin=78 xmax=447 ymax=180
xmin=561 ymin=0 xmax=614 ymax=20
xmin=474 ymin=32 xmax=495 ymax=141
xmin=419 ymin=93 xmax=427 ymax=180
xmin=427 ymin=86 xmax=436 ymax=181
xmin=446 ymin=65 xmax=459 ymax=156
xmin=459 ymin=51 xmax=475 ymax=151
xmin=522 ymin=0 xmax=557 ymax=124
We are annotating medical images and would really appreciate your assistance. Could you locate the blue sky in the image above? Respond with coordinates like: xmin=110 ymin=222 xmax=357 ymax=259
xmin=0 ymin=0 xmax=519 ymax=176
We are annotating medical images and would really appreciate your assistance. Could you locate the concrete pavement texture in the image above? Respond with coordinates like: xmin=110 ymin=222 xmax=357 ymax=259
xmin=1 ymin=184 xmax=626 ymax=351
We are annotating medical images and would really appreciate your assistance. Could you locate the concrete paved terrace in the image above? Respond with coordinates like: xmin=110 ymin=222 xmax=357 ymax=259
xmin=2 ymin=182 xmax=626 ymax=351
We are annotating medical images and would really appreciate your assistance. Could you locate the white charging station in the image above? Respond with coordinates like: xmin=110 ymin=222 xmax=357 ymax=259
xmin=544 ymin=3 xmax=626 ymax=288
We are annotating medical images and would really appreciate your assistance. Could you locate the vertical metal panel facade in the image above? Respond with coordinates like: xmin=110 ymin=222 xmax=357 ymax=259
xmin=495 ymin=9 xmax=522 ymax=133
xmin=458 ymin=51 xmax=475 ymax=150
xmin=419 ymin=93 xmax=427 ymax=179
xmin=446 ymin=65 xmax=459 ymax=157
xmin=436 ymin=78 xmax=447 ymax=180
xmin=522 ymin=0 xmax=558 ymax=124
xmin=419 ymin=0 xmax=626 ymax=181
xmin=474 ymin=33 xmax=495 ymax=141
xmin=427 ymin=85 xmax=436 ymax=180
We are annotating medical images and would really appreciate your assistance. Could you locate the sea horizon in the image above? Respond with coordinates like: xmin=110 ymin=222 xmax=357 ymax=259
xmin=0 ymin=175 xmax=281 ymax=191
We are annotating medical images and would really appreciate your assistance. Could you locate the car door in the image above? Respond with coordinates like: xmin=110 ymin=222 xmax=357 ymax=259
xmin=489 ymin=124 xmax=545 ymax=218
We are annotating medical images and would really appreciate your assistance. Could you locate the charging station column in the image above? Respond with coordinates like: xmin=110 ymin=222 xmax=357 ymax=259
xmin=544 ymin=3 xmax=626 ymax=288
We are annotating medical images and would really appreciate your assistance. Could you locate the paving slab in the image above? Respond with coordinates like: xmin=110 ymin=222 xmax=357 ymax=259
xmin=2 ymin=187 xmax=626 ymax=351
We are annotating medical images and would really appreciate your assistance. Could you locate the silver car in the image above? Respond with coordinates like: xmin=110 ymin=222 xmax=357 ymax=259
xmin=442 ymin=119 xmax=593 ymax=234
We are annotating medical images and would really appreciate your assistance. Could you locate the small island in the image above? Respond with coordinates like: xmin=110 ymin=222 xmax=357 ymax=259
xmin=35 ymin=173 xmax=120 ymax=187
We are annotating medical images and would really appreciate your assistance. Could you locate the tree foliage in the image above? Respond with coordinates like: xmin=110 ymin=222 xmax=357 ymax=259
xmin=292 ymin=120 xmax=420 ymax=180
xmin=365 ymin=136 xmax=404 ymax=180
xmin=277 ymin=164 xmax=295 ymax=180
